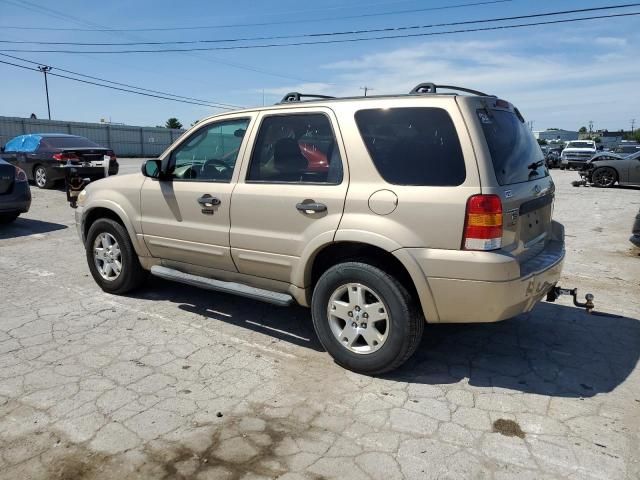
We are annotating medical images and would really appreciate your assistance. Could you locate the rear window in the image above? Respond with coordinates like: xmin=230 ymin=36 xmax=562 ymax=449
xmin=355 ymin=107 xmax=466 ymax=186
xmin=478 ymin=108 xmax=548 ymax=185
xmin=42 ymin=136 xmax=101 ymax=149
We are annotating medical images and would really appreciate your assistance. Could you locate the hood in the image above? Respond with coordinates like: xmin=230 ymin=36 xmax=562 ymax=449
xmin=587 ymin=152 xmax=624 ymax=164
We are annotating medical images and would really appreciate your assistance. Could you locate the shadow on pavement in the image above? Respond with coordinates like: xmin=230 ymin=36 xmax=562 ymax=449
xmin=0 ymin=217 xmax=68 ymax=239
xmin=391 ymin=302 xmax=640 ymax=398
xmin=131 ymin=276 xmax=324 ymax=352
xmin=130 ymin=278 xmax=639 ymax=397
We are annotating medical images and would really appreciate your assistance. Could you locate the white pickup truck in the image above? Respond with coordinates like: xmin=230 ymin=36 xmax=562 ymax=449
xmin=561 ymin=140 xmax=597 ymax=169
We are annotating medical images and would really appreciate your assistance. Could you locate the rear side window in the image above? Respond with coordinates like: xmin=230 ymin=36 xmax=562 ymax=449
xmin=4 ymin=136 xmax=24 ymax=152
xmin=355 ymin=107 xmax=465 ymax=186
xmin=42 ymin=136 xmax=101 ymax=149
xmin=478 ymin=109 xmax=548 ymax=185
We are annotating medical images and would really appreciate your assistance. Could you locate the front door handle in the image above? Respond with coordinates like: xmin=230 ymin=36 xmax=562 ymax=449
xmin=197 ymin=194 xmax=221 ymax=207
xmin=296 ymin=202 xmax=327 ymax=213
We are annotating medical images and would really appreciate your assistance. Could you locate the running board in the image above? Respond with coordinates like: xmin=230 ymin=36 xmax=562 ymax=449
xmin=150 ymin=266 xmax=294 ymax=307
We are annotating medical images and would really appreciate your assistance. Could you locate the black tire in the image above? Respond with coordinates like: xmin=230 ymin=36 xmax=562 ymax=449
xmin=33 ymin=164 xmax=55 ymax=189
xmin=591 ymin=167 xmax=617 ymax=188
xmin=311 ymin=262 xmax=424 ymax=375
xmin=85 ymin=218 xmax=147 ymax=294
xmin=0 ymin=213 xmax=19 ymax=224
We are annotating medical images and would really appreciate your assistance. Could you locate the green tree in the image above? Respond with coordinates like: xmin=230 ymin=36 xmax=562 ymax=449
xmin=537 ymin=139 xmax=548 ymax=146
xmin=579 ymin=126 xmax=587 ymax=133
xmin=165 ymin=117 xmax=183 ymax=129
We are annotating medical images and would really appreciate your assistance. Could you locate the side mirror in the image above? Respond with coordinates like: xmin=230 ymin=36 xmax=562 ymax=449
xmin=141 ymin=159 xmax=162 ymax=178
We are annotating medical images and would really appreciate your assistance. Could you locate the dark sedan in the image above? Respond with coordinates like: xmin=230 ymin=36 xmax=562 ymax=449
xmin=1 ymin=133 xmax=119 ymax=189
xmin=0 ymin=158 xmax=31 ymax=223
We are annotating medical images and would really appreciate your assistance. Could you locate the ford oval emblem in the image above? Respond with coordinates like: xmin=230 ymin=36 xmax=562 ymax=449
xmin=533 ymin=184 xmax=542 ymax=194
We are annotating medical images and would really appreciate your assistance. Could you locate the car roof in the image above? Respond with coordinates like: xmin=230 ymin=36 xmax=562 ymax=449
xmin=31 ymin=133 xmax=83 ymax=138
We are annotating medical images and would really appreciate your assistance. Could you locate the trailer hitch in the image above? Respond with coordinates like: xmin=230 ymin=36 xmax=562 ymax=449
xmin=546 ymin=286 xmax=595 ymax=313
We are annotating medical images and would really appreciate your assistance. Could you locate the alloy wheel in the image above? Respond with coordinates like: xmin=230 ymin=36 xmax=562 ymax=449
xmin=93 ymin=232 xmax=122 ymax=281
xmin=327 ymin=283 xmax=390 ymax=354
xmin=35 ymin=167 xmax=47 ymax=188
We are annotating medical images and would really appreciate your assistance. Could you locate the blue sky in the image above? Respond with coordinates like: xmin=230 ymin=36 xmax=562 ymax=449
xmin=0 ymin=0 xmax=638 ymax=131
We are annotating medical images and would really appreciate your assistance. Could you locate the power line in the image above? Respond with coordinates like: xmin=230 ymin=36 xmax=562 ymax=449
xmin=0 ymin=59 xmax=238 ymax=109
xmin=0 ymin=0 xmax=324 ymax=84
xmin=3 ymin=4 xmax=638 ymax=46
xmin=2 ymin=11 xmax=638 ymax=54
xmin=0 ymin=53 xmax=242 ymax=109
xmin=0 ymin=0 xmax=513 ymax=31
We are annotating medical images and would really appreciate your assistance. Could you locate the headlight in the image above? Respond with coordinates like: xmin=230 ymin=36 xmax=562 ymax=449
xmin=76 ymin=189 xmax=88 ymax=207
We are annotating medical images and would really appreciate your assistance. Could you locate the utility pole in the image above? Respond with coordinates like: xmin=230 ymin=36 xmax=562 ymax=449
xmin=632 ymin=118 xmax=636 ymax=134
xmin=588 ymin=120 xmax=594 ymax=134
xmin=38 ymin=65 xmax=52 ymax=120
xmin=360 ymin=86 xmax=373 ymax=97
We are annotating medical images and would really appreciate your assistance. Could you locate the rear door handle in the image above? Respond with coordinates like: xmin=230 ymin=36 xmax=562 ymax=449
xmin=296 ymin=202 xmax=327 ymax=213
xmin=197 ymin=194 xmax=221 ymax=207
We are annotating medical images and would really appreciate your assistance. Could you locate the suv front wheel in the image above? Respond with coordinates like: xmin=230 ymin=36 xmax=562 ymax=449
xmin=311 ymin=262 xmax=424 ymax=375
xmin=85 ymin=218 xmax=147 ymax=294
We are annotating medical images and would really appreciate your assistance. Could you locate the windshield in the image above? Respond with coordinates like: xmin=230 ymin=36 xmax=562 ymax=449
xmin=42 ymin=136 xmax=101 ymax=149
xmin=478 ymin=108 xmax=548 ymax=185
xmin=566 ymin=142 xmax=594 ymax=149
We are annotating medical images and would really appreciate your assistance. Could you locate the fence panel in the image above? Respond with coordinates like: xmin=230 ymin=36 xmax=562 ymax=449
xmin=0 ymin=116 xmax=185 ymax=157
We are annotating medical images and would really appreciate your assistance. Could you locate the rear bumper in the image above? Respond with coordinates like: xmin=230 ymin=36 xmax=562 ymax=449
xmin=49 ymin=163 xmax=119 ymax=181
xmin=405 ymin=221 xmax=565 ymax=323
xmin=0 ymin=181 xmax=31 ymax=214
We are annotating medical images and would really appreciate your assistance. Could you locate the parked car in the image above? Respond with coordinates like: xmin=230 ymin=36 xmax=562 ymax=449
xmin=576 ymin=150 xmax=640 ymax=187
xmin=1 ymin=133 xmax=118 ymax=189
xmin=561 ymin=140 xmax=597 ymax=169
xmin=0 ymin=158 xmax=31 ymax=223
xmin=74 ymin=83 xmax=565 ymax=374
xmin=631 ymin=208 xmax=640 ymax=248
xmin=613 ymin=143 xmax=640 ymax=155
xmin=545 ymin=147 xmax=562 ymax=168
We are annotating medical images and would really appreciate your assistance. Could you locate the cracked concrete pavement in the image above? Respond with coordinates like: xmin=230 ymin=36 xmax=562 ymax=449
xmin=0 ymin=165 xmax=639 ymax=479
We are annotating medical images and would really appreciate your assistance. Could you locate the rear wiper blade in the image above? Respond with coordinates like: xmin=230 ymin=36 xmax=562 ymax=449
xmin=527 ymin=160 xmax=544 ymax=170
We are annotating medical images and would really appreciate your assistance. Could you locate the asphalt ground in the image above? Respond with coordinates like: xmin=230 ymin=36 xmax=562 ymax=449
xmin=0 ymin=166 xmax=639 ymax=479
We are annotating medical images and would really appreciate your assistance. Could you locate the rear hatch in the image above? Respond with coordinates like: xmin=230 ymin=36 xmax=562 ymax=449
xmin=0 ymin=162 xmax=15 ymax=195
xmin=459 ymin=97 xmax=556 ymax=263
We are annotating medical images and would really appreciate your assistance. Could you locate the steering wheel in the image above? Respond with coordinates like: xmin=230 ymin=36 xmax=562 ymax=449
xmin=200 ymin=159 xmax=232 ymax=180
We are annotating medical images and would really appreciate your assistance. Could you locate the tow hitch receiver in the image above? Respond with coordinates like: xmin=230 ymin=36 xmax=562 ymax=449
xmin=546 ymin=286 xmax=595 ymax=313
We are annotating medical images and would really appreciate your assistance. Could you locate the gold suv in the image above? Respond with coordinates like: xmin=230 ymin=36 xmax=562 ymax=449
xmin=75 ymin=83 xmax=565 ymax=374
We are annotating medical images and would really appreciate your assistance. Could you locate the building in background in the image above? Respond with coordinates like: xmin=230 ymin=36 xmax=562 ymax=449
xmin=533 ymin=128 xmax=579 ymax=143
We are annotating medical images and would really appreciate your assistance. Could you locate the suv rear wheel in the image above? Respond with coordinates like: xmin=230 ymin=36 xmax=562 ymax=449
xmin=311 ymin=262 xmax=423 ymax=375
xmin=591 ymin=167 xmax=617 ymax=188
xmin=85 ymin=218 xmax=147 ymax=294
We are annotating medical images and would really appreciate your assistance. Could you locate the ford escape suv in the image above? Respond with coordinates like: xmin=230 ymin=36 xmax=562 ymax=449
xmin=74 ymin=83 xmax=564 ymax=374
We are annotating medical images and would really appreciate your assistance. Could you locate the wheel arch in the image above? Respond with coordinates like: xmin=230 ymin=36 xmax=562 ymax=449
xmin=82 ymin=202 xmax=150 ymax=257
xmin=304 ymin=240 xmax=439 ymax=322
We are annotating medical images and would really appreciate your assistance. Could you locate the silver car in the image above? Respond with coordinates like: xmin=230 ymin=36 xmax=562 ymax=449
xmin=578 ymin=150 xmax=640 ymax=187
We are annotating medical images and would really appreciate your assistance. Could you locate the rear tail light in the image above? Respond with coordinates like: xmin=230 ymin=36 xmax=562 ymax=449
xmin=107 ymin=150 xmax=117 ymax=162
xmin=463 ymin=194 xmax=503 ymax=251
xmin=52 ymin=152 xmax=80 ymax=162
xmin=14 ymin=166 xmax=27 ymax=182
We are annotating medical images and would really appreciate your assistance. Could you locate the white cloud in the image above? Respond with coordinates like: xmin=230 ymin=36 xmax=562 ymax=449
xmin=260 ymin=38 xmax=638 ymax=129
xmin=594 ymin=36 xmax=627 ymax=47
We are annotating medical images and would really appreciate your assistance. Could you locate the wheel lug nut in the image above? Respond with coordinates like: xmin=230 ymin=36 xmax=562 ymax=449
xmin=348 ymin=311 xmax=353 ymax=317
xmin=360 ymin=323 xmax=367 ymax=328
xmin=351 ymin=322 xmax=357 ymax=328
xmin=363 ymin=313 xmax=368 ymax=319
xmin=355 ymin=306 xmax=361 ymax=312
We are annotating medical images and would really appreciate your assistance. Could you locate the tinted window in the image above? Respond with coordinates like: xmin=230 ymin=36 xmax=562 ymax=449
xmin=478 ymin=109 xmax=548 ymax=185
xmin=42 ymin=136 xmax=101 ymax=149
xmin=170 ymin=118 xmax=249 ymax=182
xmin=355 ymin=108 xmax=465 ymax=186
xmin=247 ymin=114 xmax=343 ymax=184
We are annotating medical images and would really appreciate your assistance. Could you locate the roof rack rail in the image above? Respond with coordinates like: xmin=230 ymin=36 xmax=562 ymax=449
xmin=409 ymin=83 xmax=492 ymax=97
xmin=279 ymin=92 xmax=336 ymax=103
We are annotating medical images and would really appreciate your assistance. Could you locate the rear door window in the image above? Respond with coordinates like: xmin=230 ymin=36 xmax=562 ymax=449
xmin=42 ymin=136 xmax=101 ymax=149
xmin=355 ymin=107 xmax=465 ymax=186
xmin=478 ymin=108 xmax=548 ymax=185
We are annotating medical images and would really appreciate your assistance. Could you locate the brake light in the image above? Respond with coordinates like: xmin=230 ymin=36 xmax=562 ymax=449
xmin=463 ymin=194 xmax=503 ymax=251
xmin=14 ymin=166 xmax=27 ymax=182
xmin=52 ymin=152 xmax=79 ymax=162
